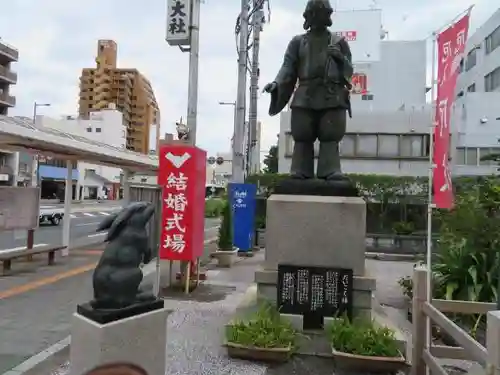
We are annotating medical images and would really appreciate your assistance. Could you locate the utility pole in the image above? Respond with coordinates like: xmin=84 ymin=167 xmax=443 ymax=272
xmin=186 ymin=0 xmax=201 ymax=145
xmin=232 ymin=0 xmax=249 ymax=183
xmin=248 ymin=0 xmax=263 ymax=175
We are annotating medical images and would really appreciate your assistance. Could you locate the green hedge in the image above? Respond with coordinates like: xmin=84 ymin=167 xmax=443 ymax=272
xmin=246 ymin=173 xmax=500 ymax=234
xmin=205 ymin=199 xmax=225 ymax=218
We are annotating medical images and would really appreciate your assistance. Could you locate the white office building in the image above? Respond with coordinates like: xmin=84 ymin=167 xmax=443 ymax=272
xmin=451 ymin=8 xmax=500 ymax=175
xmin=37 ymin=105 xmax=125 ymax=199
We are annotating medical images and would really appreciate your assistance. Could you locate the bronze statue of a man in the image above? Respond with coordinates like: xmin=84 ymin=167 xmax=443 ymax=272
xmin=264 ymin=0 xmax=353 ymax=180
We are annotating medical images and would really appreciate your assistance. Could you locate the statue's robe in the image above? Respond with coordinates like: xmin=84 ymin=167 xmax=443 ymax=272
xmin=268 ymin=29 xmax=353 ymax=179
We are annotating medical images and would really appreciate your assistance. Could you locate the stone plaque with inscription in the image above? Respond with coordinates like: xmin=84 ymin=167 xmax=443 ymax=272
xmin=277 ymin=264 xmax=353 ymax=322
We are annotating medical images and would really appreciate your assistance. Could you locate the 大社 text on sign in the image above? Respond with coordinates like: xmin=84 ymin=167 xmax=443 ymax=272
xmin=166 ymin=0 xmax=192 ymax=46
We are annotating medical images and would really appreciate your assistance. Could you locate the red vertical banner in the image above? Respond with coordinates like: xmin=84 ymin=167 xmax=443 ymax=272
xmin=433 ymin=12 xmax=471 ymax=209
xmin=158 ymin=144 xmax=207 ymax=261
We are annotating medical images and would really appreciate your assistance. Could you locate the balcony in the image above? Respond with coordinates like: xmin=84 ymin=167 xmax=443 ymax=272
xmin=0 ymin=41 xmax=19 ymax=63
xmin=0 ymin=65 xmax=17 ymax=84
xmin=0 ymin=93 xmax=16 ymax=107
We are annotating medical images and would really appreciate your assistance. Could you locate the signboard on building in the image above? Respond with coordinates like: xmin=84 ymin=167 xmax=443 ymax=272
xmin=277 ymin=264 xmax=353 ymax=328
xmin=158 ymin=145 xmax=206 ymax=261
xmin=350 ymin=73 xmax=367 ymax=94
xmin=166 ymin=0 xmax=192 ymax=46
xmin=332 ymin=9 xmax=382 ymax=62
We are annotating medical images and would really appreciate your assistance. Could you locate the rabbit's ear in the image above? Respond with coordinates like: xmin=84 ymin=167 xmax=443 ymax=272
xmin=106 ymin=202 xmax=149 ymax=241
xmin=96 ymin=213 xmax=118 ymax=232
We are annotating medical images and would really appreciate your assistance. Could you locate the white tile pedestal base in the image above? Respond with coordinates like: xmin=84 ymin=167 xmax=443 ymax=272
xmin=70 ymin=306 xmax=169 ymax=375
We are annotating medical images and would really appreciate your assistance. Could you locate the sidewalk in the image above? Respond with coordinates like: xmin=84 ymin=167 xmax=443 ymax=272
xmin=0 ymin=247 xmax=102 ymax=373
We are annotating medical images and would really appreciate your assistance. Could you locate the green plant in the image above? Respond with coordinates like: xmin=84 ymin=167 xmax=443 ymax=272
xmin=217 ymin=200 xmax=233 ymax=251
xmin=392 ymin=221 xmax=415 ymax=235
xmin=225 ymin=304 xmax=297 ymax=349
xmin=398 ymin=276 xmax=413 ymax=299
xmin=205 ymin=198 xmax=225 ymax=218
xmin=327 ymin=316 xmax=400 ymax=357
xmin=255 ymin=215 xmax=266 ymax=230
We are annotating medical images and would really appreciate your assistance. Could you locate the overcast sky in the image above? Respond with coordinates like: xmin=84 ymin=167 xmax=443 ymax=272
xmin=0 ymin=0 xmax=496 ymax=160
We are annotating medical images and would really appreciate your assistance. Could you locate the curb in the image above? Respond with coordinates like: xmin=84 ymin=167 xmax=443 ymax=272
xmin=365 ymin=252 xmax=424 ymax=262
xmin=0 ymin=237 xmax=219 ymax=375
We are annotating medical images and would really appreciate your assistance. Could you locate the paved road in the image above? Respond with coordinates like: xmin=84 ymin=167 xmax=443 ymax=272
xmin=0 ymin=206 xmax=220 ymax=252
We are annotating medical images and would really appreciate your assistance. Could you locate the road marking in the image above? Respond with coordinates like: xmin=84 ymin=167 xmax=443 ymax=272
xmin=0 ymin=263 xmax=96 ymax=300
xmin=0 ymin=243 xmax=47 ymax=254
xmin=99 ymin=212 xmax=111 ymax=216
xmin=70 ymin=214 xmax=77 ymax=218
xmin=83 ymin=213 xmax=94 ymax=217
xmin=76 ymin=222 xmax=100 ymax=227
xmin=88 ymin=232 xmax=107 ymax=238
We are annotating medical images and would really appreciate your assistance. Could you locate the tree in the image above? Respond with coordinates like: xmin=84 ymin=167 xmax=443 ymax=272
xmin=263 ymin=145 xmax=278 ymax=174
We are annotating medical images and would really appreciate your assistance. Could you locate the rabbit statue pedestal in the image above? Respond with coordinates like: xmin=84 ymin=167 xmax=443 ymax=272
xmin=70 ymin=302 xmax=169 ymax=375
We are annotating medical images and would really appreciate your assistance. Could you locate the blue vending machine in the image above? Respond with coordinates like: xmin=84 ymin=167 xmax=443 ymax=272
xmin=228 ymin=183 xmax=257 ymax=252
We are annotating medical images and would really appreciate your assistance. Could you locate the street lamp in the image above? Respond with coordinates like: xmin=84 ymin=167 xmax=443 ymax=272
xmin=27 ymin=102 xmax=50 ymax=250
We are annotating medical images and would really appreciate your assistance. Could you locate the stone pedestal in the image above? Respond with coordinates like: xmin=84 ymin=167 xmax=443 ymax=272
xmin=70 ymin=305 xmax=170 ymax=375
xmin=255 ymin=194 xmax=376 ymax=322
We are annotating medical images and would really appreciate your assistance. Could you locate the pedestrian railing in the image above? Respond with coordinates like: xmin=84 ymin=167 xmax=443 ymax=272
xmin=412 ymin=266 xmax=499 ymax=375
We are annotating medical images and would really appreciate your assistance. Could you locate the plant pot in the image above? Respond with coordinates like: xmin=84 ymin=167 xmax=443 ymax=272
xmin=225 ymin=342 xmax=292 ymax=363
xmin=212 ymin=248 xmax=238 ymax=268
xmin=332 ymin=348 xmax=408 ymax=374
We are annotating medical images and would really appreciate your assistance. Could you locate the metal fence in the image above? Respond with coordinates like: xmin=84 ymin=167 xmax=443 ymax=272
xmin=130 ymin=185 xmax=162 ymax=257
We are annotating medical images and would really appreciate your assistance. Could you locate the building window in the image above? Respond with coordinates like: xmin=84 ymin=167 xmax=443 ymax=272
xmin=467 ymin=83 xmax=476 ymax=92
xmin=485 ymin=66 xmax=500 ymax=92
xmin=340 ymin=135 xmax=355 ymax=156
xmin=377 ymin=134 xmax=399 ymax=157
xmin=356 ymin=135 xmax=377 ymax=156
xmin=284 ymin=132 xmax=429 ymax=158
xmin=465 ymin=49 xmax=477 ymax=71
xmin=86 ymin=127 xmax=92 ymax=132
xmin=95 ymin=127 xmax=101 ymax=132
xmin=400 ymin=135 xmax=425 ymax=157
xmin=485 ymin=25 xmax=500 ymax=55
xmin=465 ymin=147 xmax=478 ymax=165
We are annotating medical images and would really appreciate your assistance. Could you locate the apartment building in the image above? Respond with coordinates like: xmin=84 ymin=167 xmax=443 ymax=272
xmin=78 ymin=40 xmax=161 ymax=154
xmin=0 ymin=38 xmax=17 ymax=115
xmin=0 ymin=39 xmax=19 ymax=186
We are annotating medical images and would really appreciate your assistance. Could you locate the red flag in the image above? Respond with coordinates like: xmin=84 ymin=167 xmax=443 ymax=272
xmin=433 ymin=11 xmax=471 ymax=209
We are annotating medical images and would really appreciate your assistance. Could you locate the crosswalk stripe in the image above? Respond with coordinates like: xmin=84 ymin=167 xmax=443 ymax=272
xmin=70 ymin=214 xmax=76 ymax=218
xmin=82 ymin=212 xmax=94 ymax=217
xmin=100 ymin=212 xmax=111 ymax=216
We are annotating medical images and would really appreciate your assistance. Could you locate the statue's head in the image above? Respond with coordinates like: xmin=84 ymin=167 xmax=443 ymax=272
xmin=303 ymin=0 xmax=333 ymax=30
xmin=97 ymin=202 xmax=155 ymax=242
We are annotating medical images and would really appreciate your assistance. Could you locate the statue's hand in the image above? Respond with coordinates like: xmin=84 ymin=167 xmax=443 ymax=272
xmin=327 ymin=44 xmax=344 ymax=61
xmin=262 ymin=82 xmax=277 ymax=93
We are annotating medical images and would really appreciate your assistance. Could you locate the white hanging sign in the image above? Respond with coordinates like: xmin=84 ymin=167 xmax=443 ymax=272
xmin=166 ymin=0 xmax=192 ymax=46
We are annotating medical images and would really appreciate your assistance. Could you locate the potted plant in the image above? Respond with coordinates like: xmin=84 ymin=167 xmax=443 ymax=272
xmin=225 ymin=304 xmax=297 ymax=362
xmin=212 ymin=200 xmax=238 ymax=267
xmin=327 ymin=316 xmax=407 ymax=373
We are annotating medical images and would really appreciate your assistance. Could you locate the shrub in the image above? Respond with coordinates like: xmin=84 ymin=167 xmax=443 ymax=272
xmin=225 ymin=304 xmax=297 ymax=349
xmin=205 ymin=198 xmax=225 ymax=218
xmin=327 ymin=316 xmax=400 ymax=357
xmin=217 ymin=200 xmax=233 ymax=250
